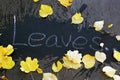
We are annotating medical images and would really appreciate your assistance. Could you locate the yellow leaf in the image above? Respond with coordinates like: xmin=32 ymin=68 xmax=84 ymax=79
xmin=82 ymin=54 xmax=95 ymax=69
xmin=5 ymin=44 xmax=14 ymax=55
xmin=20 ymin=57 xmax=39 ymax=73
xmin=93 ymin=20 xmax=104 ymax=31
xmin=108 ymin=24 xmax=113 ymax=29
xmin=62 ymin=50 xmax=82 ymax=69
xmin=0 ymin=45 xmax=14 ymax=57
xmin=52 ymin=61 xmax=63 ymax=72
xmin=42 ymin=73 xmax=58 ymax=80
xmin=102 ymin=66 xmax=116 ymax=77
xmin=72 ymin=13 xmax=84 ymax=24
xmin=0 ymin=45 xmax=15 ymax=69
xmin=95 ymin=51 xmax=106 ymax=63
xmin=2 ymin=56 xmax=15 ymax=69
xmin=113 ymin=75 xmax=120 ymax=80
xmin=58 ymin=0 xmax=73 ymax=7
xmin=33 ymin=0 xmax=39 ymax=3
xmin=113 ymin=50 xmax=120 ymax=61
xmin=37 ymin=68 xmax=43 ymax=74
xmin=0 ymin=46 xmax=6 ymax=57
xmin=115 ymin=35 xmax=120 ymax=41
xmin=39 ymin=4 xmax=53 ymax=18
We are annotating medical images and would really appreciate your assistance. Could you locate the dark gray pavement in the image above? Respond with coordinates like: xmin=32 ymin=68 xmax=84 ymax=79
xmin=0 ymin=0 xmax=120 ymax=80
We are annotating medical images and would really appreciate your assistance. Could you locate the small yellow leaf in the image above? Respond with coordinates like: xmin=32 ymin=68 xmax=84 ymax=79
xmin=52 ymin=61 xmax=63 ymax=72
xmin=113 ymin=50 xmax=120 ymax=61
xmin=37 ymin=68 xmax=43 ymax=74
xmin=115 ymin=35 xmax=120 ymax=41
xmin=93 ymin=20 xmax=104 ymax=31
xmin=33 ymin=0 xmax=39 ymax=3
xmin=62 ymin=50 xmax=82 ymax=69
xmin=20 ymin=57 xmax=39 ymax=73
xmin=108 ymin=24 xmax=113 ymax=29
xmin=58 ymin=0 xmax=73 ymax=7
xmin=6 ymin=44 xmax=14 ymax=55
xmin=102 ymin=66 xmax=116 ymax=77
xmin=72 ymin=13 xmax=84 ymax=24
xmin=0 ymin=45 xmax=15 ymax=69
xmin=95 ymin=51 xmax=106 ymax=63
xmin=39 ymin=4 xmax=53 ymax=18
xmin=2 ymin=57 xmax=15 ymax=69
xmin=82 ymin=54 xmax=95 ymax=69
xmin=42 ymin=73 xmax=58 ymax=80
xmin=113 ymin=75 xmax=120 ymax=80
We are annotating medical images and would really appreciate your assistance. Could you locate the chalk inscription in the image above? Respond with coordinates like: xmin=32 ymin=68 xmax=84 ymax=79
xmin=11 ymin=16 xmax=103 ymax=52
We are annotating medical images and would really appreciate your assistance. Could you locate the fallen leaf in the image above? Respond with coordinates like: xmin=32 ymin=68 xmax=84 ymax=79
xmin=58 ymin=0 xmax=73 ymax=7
xmin=72 ymin=13 xmax=84 ymax=24
xmin=39 ymin=4 xmax=53 ymax=18
xmin=0 ymin=45 xmax=15 ymax=69
xmin=5 ymin=44 xmax=14 ymax=56
xmin=102 ymin=66 xmax=116 ymax=77
xmin=115 ymin=35 xmax=120 ymax=41
xmin=20 ymin=57 xmax=39 ymax=73
xmin=113 ymin=50 xmax=120 ymax=61
xmin=95 ymin=51 xmax=106 ymax=63
xmin=113 ymin=75 xmax=120 ymax=80
xmin=33 ymin=0 xmax=39 ymax=3
xmin=107 ymin=24 xmax=113 ymax=29
xmin=93 ymin=20 xmax=104 ymax=31
xmin=52 ymin=61 xmax=63 ymax=72
xmin=37 ymin=68 xmax=43 ymax=74
xmin=82 ymin=54 xmax=95 ymax=69
xmin=2 ymin=57 xmax=15 ymax=69
xmin=42 ymin=73 xmax=58 ymax=80
xmin=62 ymin=50 xmax=82 ymax=69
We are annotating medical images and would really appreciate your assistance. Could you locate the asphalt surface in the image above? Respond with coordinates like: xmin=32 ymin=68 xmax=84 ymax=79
xmin=0 ymin=0 xmax=120 ymax=80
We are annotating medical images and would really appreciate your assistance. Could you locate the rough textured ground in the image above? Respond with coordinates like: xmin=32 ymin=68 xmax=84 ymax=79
xmin=82 ymin=0 xmax=120 ymax=34
xmin=0 ymin=0 xmax=120 ymax=80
